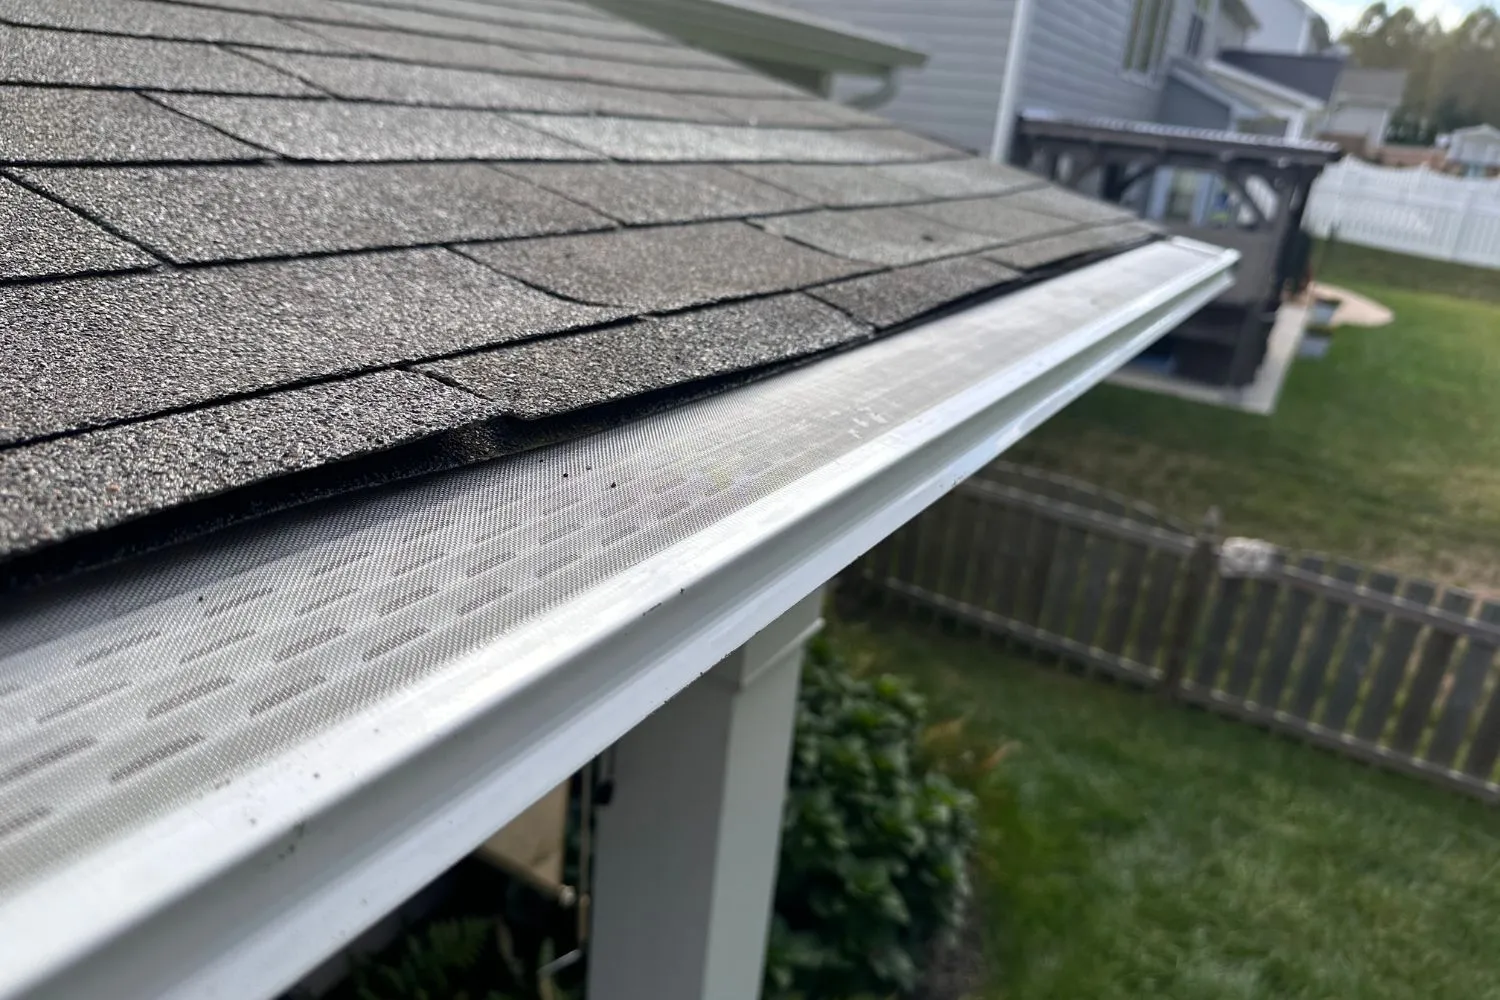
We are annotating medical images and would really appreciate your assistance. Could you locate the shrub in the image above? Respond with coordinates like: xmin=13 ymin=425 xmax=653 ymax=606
xmin=766 ymin=637 xmax=979 ymax=998
xmin=352 ymin=918 xmax=513 ymax=1000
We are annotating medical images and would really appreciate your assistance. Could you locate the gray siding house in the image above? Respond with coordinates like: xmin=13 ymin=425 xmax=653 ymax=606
xmin=812 ymin=0 xmax=1022 ymax=155
xmin=782 ymin=0 xmax=1330 ymax=157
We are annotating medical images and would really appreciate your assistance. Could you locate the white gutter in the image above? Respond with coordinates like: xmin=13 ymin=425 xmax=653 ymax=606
xmin=989 ymin=0 xmax=1036 ymax=163
xmin=0 ymin=239 xmax=1236 ymax=1000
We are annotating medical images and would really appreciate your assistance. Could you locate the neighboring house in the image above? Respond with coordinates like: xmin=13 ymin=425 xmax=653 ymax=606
xmin=778 ymin=0 xmax=1340 ymax=155
xmin=1446 ymin=124 xmax=1500 ymax=177
xmin=1317 ymin=67 xmax=1407 ymax=155
xmin=0 ymin=2 xmax=1236 ymax=1000
xmin=1239 ymin=0 xmax=1322 ymax=53
xmin=1188 ymin=48 xmax=1339 ymax=137
xmin=591 ymin=0 xmax=928 ymax=97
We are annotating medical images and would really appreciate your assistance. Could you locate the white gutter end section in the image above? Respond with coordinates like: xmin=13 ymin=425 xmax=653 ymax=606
xmin=0 ymin=238 xmax=1236 ymax=1000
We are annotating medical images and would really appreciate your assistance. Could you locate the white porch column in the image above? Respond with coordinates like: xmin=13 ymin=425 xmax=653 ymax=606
xmin=586 ymin=589 xmax=823 ymax=1000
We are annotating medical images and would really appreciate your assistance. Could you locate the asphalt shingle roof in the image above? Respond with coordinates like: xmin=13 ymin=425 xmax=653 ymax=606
xmin=20 ymin=163 xmax=612 ymax=261
xmin=0 ymin=176 xmax=157 ymax=279
xmin=461 ymin=221 xmax=872 ymax=310
xmin=0 ymin=0 xmax=1159 ymax=575
xmin=494 ymin=163 xmax=813 ymax=223
xmin=809 ymin=257 xmax=1022 ymax=328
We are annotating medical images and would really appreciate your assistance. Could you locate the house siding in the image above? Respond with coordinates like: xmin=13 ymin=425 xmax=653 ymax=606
xmin=1321 ymin=105 xmax=1389 ymax=147
xmin=1216 ymin=12 xmax=1250 ymax=50
xmin=1159 ymin=75 xmax=1235 ymax=129
xmin=1240 ymin=0 xmax=1312 ymax=53
xmin=781 ymin=0 xmax=1017 ymax=155
xmin=1021 ymin=0 xmax=1194 ymax=122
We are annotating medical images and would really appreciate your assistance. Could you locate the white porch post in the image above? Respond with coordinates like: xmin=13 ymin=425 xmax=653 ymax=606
xmin=586 ymin=589 xmax=823 ymax=1000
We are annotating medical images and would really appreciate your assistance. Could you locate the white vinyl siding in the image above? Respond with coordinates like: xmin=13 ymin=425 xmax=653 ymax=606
xmin=781 ymin=0 xmax=1016 ymax=155
xmin=1023 ymin=0 xmax=1191 ymax=122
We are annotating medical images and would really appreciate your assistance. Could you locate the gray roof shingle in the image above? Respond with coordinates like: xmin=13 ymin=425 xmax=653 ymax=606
xmin=0 ymin=0 xmax=1158 ymax=571
xmin=19 ymin=163 xmax=613 ymax=263
xmin=341 ymin=0 xmax=669 ymax=42
xmin=461 ymin=221 xmax=871 ymax=311
xmin=0 ymin=177 xmax=157 ymax=279
xmin=808 ymin=257 xmax=1022 ymax=328
xmin=173 ymin=0 xmax=368 ymax=18
xmin=289 ymin=21 xmax=544 ymax=71
xmin=493 ymin=163 xmax=812 ymax=223
xmin=983 ymin=221 xmax=1158 ymax=271
xmin=240 ymin=50 xmax=727 ymax=118
xmin=907 ymin=196 xmax=1091 ymax=243
xmin=350 ymin=3 xmax=726 ymax=67
xmin=684 ymin=96 xmax=880 ymax=128
xmin=0 ymin=248 xmax=623 ymax=444
xmin=498 ymin=51 xmax=814 ymax=96
xmin=755 ymin=207 xmax=1003 ymax=265
xmin=878 ymin=159 xmax=1043 ymax=198
xmin=506 ymin=115 xmax=951 ymax=162
xmin=728 ymin=163 xmax=931 ymax=206
xmin=0 ymin=0 xmax=352 ymax=49
xmin=0 ymin=371 xmax=496 ymax=555
xmin=154 ymin=95 xmax=600 ymax=161
xmin=0 ymin=87 xmax=266 ymax=163
xmin=419 ymin=294 xmax=869 ymax=419
xmin=994 ymin=185 xmax=1139 ymax=224
xmin=0 ymin=24 xmax=318 ymax=94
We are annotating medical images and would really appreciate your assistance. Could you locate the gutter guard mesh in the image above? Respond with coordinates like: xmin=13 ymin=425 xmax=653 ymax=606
xmin=0 ymin=241 xmax=1220 ymax=902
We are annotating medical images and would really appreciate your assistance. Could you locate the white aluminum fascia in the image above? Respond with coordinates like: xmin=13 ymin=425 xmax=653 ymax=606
xmin=0 ymin=238 xmax=1235 ymax=1000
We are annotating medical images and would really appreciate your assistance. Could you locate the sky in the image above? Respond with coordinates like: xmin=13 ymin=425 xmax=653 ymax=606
xmin=1310 ymin=0 xmax=1488 ymax=31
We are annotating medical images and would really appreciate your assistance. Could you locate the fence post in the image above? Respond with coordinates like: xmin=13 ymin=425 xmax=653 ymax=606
xmin=1159 ymin=507 xmax=1220 ymax=697
xmin=1446 ymin=183 xmax=1482 ymax=263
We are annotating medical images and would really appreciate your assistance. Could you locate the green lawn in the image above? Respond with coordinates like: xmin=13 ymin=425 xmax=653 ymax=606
xmin=831 ymin=616 xmax=1500 ymax=1000
xmin=1009 ymin=245 xmax=1500 ymax=588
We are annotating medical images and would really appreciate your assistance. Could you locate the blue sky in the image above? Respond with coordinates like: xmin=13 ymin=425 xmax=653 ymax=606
xmin=1311 ymin=0 xmax=1489 ymax=31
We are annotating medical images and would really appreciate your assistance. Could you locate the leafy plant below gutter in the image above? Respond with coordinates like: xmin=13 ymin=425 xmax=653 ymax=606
xmin=766 ymin=636 xmax=981 ymax=999
xmin=352 ymin=918 xmax=513 ymax=1000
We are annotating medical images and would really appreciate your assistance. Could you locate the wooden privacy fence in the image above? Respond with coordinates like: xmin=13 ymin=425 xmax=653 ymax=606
xmin=845 ymin=462 xmax=1500 ymax=804
xmin=1303 ymin=158 xmax=1500 ymax=269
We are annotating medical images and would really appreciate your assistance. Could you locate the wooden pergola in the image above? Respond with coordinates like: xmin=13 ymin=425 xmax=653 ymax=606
xmin=1013 ymin=115 xmax=1341 ymax=387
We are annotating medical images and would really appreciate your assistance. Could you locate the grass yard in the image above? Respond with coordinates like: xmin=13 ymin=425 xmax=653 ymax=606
xmin=1008 ymin=244 xmax=1500 ymax=588
xmin=831 ymin=616 xmax=1500 ymax=1000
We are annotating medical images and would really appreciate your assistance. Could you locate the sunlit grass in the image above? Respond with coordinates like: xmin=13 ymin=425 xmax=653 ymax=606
xmin=832 ymin=615 xmax=1500 ymax=1000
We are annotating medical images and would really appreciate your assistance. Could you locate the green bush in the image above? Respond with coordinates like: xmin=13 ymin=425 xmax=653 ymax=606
xmin=766 ymin=636 xmax=979 ymax=998
xmin=352 ymin=918 xmax=513 ymax=1000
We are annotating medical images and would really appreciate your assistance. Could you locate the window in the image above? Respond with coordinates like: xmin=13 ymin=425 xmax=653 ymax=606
xmin=1185 ymin=0 xmax=1211 ymax=58
xmin=1123 ymin=0 xmax=1175 ymax=77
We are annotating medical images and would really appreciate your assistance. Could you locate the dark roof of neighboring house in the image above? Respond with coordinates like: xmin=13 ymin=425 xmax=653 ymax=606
xmin=1331 ymin=67 xmax=1406 ymax=109
xmin=0 ymin=0 xmax=1152 ymax=581
xmin=1217 ymin=49 xmax=1346 ymax=102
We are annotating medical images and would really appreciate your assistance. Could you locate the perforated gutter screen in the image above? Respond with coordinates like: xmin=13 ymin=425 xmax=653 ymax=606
xmin=0 ymin=238 xmax=1234 ymax=1000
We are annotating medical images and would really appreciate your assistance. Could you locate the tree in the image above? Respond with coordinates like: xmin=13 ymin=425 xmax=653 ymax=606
xmin=1340 ymin=4 xmax=1500 ymax=142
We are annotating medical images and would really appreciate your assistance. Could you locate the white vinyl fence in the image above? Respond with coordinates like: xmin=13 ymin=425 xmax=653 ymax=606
xmin=1304 ymin=158 xmax=1500 ymax=269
